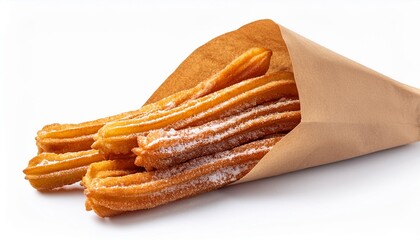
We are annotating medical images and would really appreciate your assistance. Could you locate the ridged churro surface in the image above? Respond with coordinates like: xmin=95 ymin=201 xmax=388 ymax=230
xmin=84 ymin=136 xmax=283 ymax=217
xmin=93 ymin=72 xmax=297 ymax=157
xmin=36 ymin=47 xmax=273 ymax=154
xmin=134 ymin=100 xmax=300 ymax=170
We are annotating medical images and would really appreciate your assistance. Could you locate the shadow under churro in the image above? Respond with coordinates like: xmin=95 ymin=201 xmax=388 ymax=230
xmin=37 ymin=184 xmax=84 ymax=194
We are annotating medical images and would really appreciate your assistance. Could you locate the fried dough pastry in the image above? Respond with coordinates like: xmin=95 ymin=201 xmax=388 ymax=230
xmin=82 ymin=159 xmax=141 ymax=216
xmin=24 ymin=43 xmax=302 ymax=218
xmin=93 ymin=72 xmax=298 ymax=157
xmin=26 ymin=71 xmax=297 ymax=191
xmin=25 ymin=48 xmax=274 ymax=191
xmin=84 ymin=136 xmax=283 ymax=217
xmin=82 ymin=159 xmax=141 ymax=189
xmin=23 ymin=150 xmax=106 ymax=191
xmin=134 ymin=100 xmax=301 ymax=170
xmin=36 ymin=47 xmax=273 ymax=154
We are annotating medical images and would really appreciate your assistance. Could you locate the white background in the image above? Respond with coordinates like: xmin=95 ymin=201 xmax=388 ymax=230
xmin=1 ymin=0 xmax=419 ymax=239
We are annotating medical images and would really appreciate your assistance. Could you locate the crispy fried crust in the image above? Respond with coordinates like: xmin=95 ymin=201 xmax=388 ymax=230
xmin=23 ymin=150 xmax=105 ymax=191
xmin=93 ymin=72 xmax=297 ymax=157
xmin=26 ymin=48 xmax=274 ymax=191
xmin=84 ymin=136 xmax=283 ymax=217
xmin=36 ymin=47 xmax=273 ymax=154
xmin=134 ymin=100 xmax=300 ymax=170
xmin=24 ymin=44 xmax=301 ymax=219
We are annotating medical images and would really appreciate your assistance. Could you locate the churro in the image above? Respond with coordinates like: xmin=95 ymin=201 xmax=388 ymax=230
xmin=93 ymin=72 xmax=298 ymax=157
xmin=24 ymin=44 xmax=302 ymax=219
xmin=134 ymin=100 xmax=300 ymax=170
xmin=25 ymin=47 xmax=274 ymax=191
xmin=24 ymin=150 xmax=105 ymax=191
xmin=84 ymin=136 xmax=283 ymax=217
xmin=36 ymin=47 xmax=272 ymax=154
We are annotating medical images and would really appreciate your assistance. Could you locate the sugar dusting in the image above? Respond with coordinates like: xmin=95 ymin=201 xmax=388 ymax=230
xmin=134 ymin=99 xmax=298 ymax=169
xmin=37 ymin=159 xmax=59 ymax=166
xmin=165 ymin=101 xmax=176 ymax=109
xmin=150 ymin=163 xmax=255 ymax=198
xmin=89 ymin=137 xmax=283 ymax=213
xmin=98 ymin=139 xmax=275 ymax=191
xmin=147 ymin=99 xmax=298 ymax=148
xmin=152 ymin=144 xmax=271 ymax=181
xmin=151 ymin=125 xmax=285 ymax=169
xmin=33 ymin=151 xmax=97 ymax=167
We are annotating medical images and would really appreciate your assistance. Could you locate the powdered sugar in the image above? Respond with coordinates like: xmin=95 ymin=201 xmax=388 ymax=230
xmin=146 ymin=99 xmax=299 ymax=149
xmin=153 ymin=111 xmax=294 ymax=156
xmin=96 ymin=137 xmax=277 ymax=192
xmin=36 ymin=159 xmax=59 ymax=166
xmin=149 ymin=163 xmax=255 ymax=198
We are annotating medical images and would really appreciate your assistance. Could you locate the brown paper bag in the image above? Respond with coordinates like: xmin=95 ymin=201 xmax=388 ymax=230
xmin=145 ymin=19 xmax=420 ymax=184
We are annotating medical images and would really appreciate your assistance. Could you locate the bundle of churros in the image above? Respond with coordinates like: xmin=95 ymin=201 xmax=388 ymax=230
xmin=23 ymin=19 xmax=420 ymax=218
xmin=23 ymin=47 xmax=301 ymax=217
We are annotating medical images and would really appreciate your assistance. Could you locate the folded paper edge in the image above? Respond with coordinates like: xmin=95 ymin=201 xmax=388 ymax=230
xmin=237 ymin=23 xmax=420 ymax=184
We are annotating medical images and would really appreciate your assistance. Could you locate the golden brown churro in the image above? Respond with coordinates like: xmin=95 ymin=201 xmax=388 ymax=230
xmin=24 ymin=45 xmax=302 ymax=219
xmin=134 ymin=100 xmax=300 ymax=170
xmin=84 ymin=136 xmax=283 ymax=217
xmin=36 ymin=47 xmax=273 ymax=154
xmin=24 ymin=150 xmax=105 ymax=191
xmin=93 ymin=72 xmax=298 ymax=157
xmin=25 ymin=47 xmax=274 ymax=191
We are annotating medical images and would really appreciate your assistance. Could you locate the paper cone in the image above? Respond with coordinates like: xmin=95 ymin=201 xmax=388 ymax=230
xmin=145 ymin=19 xmax=420 ymax=184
